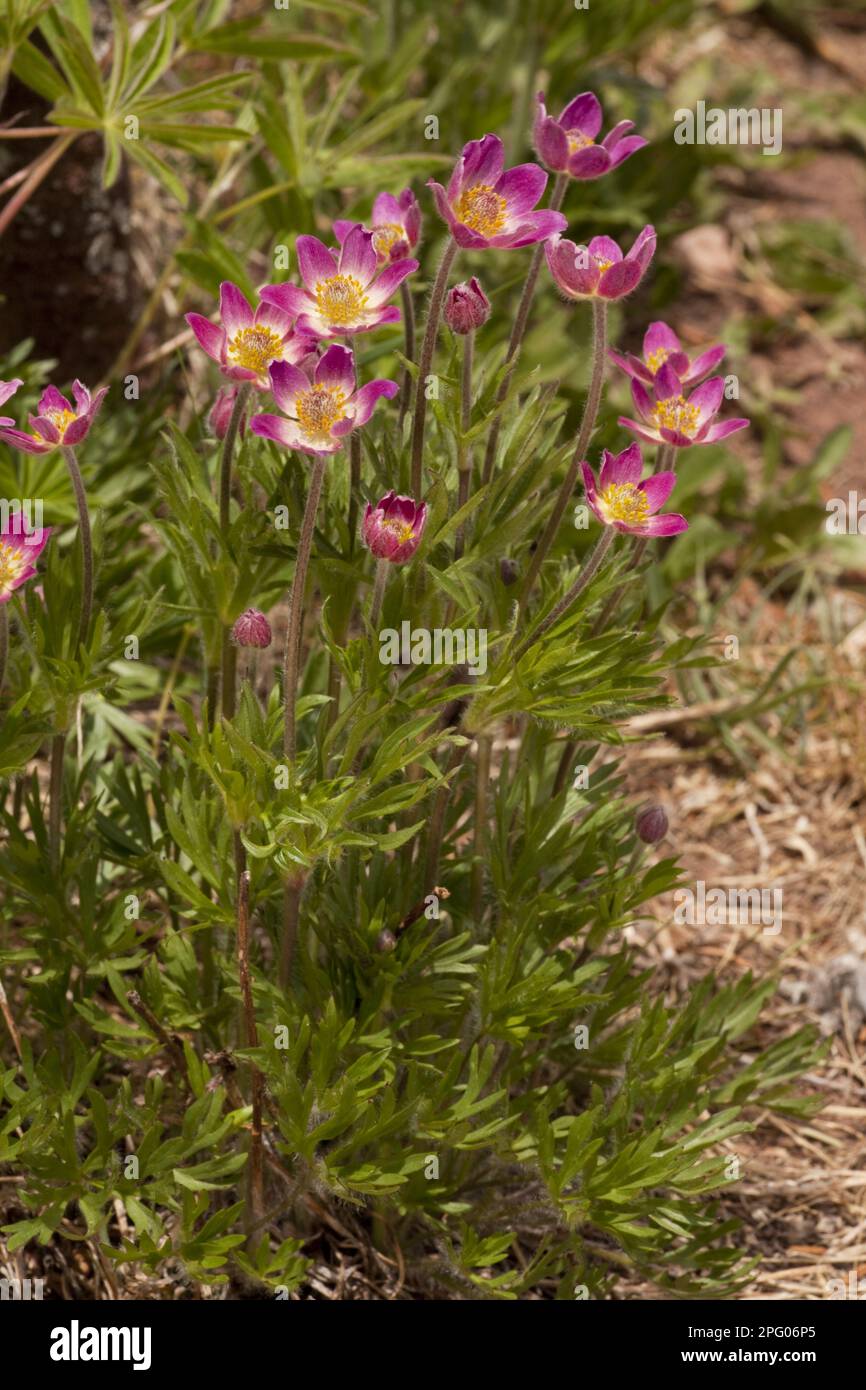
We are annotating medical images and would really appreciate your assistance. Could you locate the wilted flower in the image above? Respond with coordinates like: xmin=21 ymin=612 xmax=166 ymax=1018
xmin=209 ymin=386 xmax=248 ymax=440
xmin=250 ymin=345 xmax=397 ymax=456
xmin=429 ymin=134 xmax=567 ymax=250
xmin=362 ymin=491 xmax=427 ymax=563
xmin=0 ymin=515 xmax=51 ymax=603
xmin=619 ymin=364 xmax=748 ymax=449
xmin=581 ymin=444 xmax=688 ymax=538
xmin=545 ymin=227 xmax=656 ymax=301
xmin=635 ymin=803 xmax=669 ymax=844
xmin=260 ymin=225 xmax=418 ymax=339
xmin=445 ymin=277 xmax=491 ymax=334
xmin=334 ymin=188 xmax=421 ymax=265
xmin=608 ymin=321 xmax=726 ymax=388
xmin=499 ymin=556 xmax=519 ymax=586
xmin=186 ymin=281 xmax=316 ymax=391
xmin=0 ymin=381 xmax=108 ymax=454
xmin=534 ymin=91 xmax=648 ymax=180
xmin=0 ymin=378 xmax=22 ymax=426
xmin=232 ymin=608 xmax=272 ymax=649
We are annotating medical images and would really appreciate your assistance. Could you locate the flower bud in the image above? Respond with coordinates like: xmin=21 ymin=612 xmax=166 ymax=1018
xmin=499 ymin=556 xmax=519 ymax=586
xmin=232 ymin=608 xmax=272 ymax=649
xmin=210 ymin=387 xmax=247 ymax=441
xmin=444 ymin=277 xmax=490 ymax=335
xmin=635 ymin=803 xmax=668 ymax=844
xmin=362 ymin=491 xmax=427 ymax=564
xmin=376 ymin=928 xmax=397 ymax=953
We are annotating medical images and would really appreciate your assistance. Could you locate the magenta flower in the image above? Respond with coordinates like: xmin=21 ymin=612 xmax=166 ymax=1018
xmin=608 ymin=321 xmax=726 ymax=388
xmin=250 ymin=345 xmax=397 ymax=457
xmin=581 ymin=445 xmax=687 ymax=538
xmin=186 ymin=281 xmax=316 ymax=391
xmin=444 ymin=277 xmax=491 ymax=334
xmin=362 ymin=491 xmax=427 ymax=563
xmin=334 ymin=188 xmax=421 ymax=266
xmin=545 ymin=227 xmax=656 ymax=301
xmin=429 ymin=134 xmax=567 ymax=250
xmin=0 ymin=515 xmax=51 ymax=603
xmin=232 ymin=608 xmax=272 ymax=649
xmin=0 ymin=380 xmax=108 ymax=455
xmin=0 ymin=378 xmax=23 ymax=426
xmin=619 ymin=364 xmax=749 ymax=449
xmin=534 ymin=91 xmax=648 ymax=180
xmin=259 ymin=225 xmax=418 ymax=340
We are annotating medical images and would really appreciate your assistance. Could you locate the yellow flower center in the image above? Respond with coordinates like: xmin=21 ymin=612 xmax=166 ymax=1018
xmin=315 ymin=274 xmax=367 ymax=327
xmin=227 ymin=325 xmax=283 ymax=376
xmin=42 ymin=407 xmax=76 ymax=440
xmin=382 ymin=516 xmax=415 ymax=544
xmin=0 ymin=540 xmax=27 ymax=593
xmin=454 ymin=184 xmax=507 ymax=237
xmin=650 ymin=394 xmax=700 ymax=437
xmin=593 ymin=256 xmax=614 ymax=273
xmin=371 ymin=223 xmax=405 ymax=259
xmin=599 ymin=482 xmax=650 ymax=527
xmin=296 ymin=385 xmax=347 ymax=441
xmin=567 ymin=132 xmax=596 ymax=153
xmin=646 ymin=348 xmax=671 ymax=374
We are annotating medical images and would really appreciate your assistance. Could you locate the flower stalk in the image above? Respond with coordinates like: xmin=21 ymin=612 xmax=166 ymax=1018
xmin=455 ymin=328 xmax=475 ymax=560
xmin=410 ymin=239 xmax=458 ymax=496
xmin=519 ymin=298 xmax=608 ymax=606
xmin=62 ymin=446 xmax=93 ymax=648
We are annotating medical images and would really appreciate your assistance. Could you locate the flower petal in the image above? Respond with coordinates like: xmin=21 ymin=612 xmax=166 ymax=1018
xmin=315 ymin=344 xmax=355 ymax=397
xmin=700 ymin=417 xmax=750 ymax=442
xmin=630 ymin=512 xmax=688 ymax=537
xmin=249 ymin=413 xmax=304 ymax=449
xmin=638 ymin=471 xmax=677 ymax=512
xmin=338 ymin=224 xmax=378 ymax=284
xmin=683 ymin=345 xmax=726 ymax=384
xmin=599 ymin=443 xmax=643 ymax=490
xmin=269 ymin=359 xmax=311 ymax=413
xmin=580 ymin=461 xmax=604 ymax=525
xmin=364 ymin=257 xmax=419 ymax=308
xmin=296 ymin=235 xmax=338 ymax=290
xmin=259 ymin=282 xmax=310 ymax=318
xmin=688 ymin=376 xmax=725 ymax=425
xmin=219 ymin=282 xmax=253 ymax=337
xmin=567 ymin=146 xmax=612 ymax=180
xmin=351 ymin=378 xmax=399 ymax=426
xmin=494 ymin=162 xmax=547 ymax=215
xmin=559 ymin=91 xmax=602 ymax=137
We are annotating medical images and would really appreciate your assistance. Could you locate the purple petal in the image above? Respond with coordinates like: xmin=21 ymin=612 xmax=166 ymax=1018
xmin=458 ymin=134 xmax=504 ymax=192
xmin=364 ymin=257 xmax=419 ymax=308
xmin=534 ymin=98 xmax=569 ymax=171
xmin=588 ymin=235 xmax=623 ymax=265
xmin=638 ymin=471 xmax=677 ymax=512
xmin=580 ymin=461 xmax=604 ymax=525
xmin=607 ymin=348 xmax=653 ymax=383
xmin=338 ymin=224 xmax=378 ymax=284
xmin=372 ymin=191 xmax=403 ymax=224
xmin=567 ymin=146 xmax=612 ymax=180
xmin=38 ymin=385 xmax=72 ymax=416
xmin=296 ymin=235 xmax=338 ymax=290
xmin=559 ymin=91 xmax=602 ymax=137
xmin=683 ymin=345 xmax=726 ymax=384
xmin=630 ymin=513 xmax=688 ymax=537
xmin=333 ymin=218 xmax=357 ymax=246
xmin=599 ymin=444 xmax=643 ymax=490
xmin=259 ymin=282 xmax=310 ymax=318
xmin=494 ymin=162 xmax=547 ymax=215
xmin=0 ymin=427 xmax=49 ymax=454
xmin=601 ymin=120 xmax=635 ymax=150
xmin=597 ymin=259 xmax=642 ymax=299
xmin=351 ymin=379 xmax=399 ymax=427
xmin=688 ymin=376 xmax=725 ymax=425
xmin=249 ymin=413 xmax=304 ymax=449
xmin=269 ymin=359 xmax=311 ymax=413
xmin=315 ymin=344 xmax=355 ymax=397
xmin=643 ymin=322 xmax=680 ymax=359
xmin=219 ymin=282 xmax=253 ymax=337
xmin=0 ymin=378 xmax=22 ymax=410
xmin=654 ymin=363 xmax=683 ymax=401
xmin=607 ymin=135 xmax=649 ymax=169
xmin=631 ymin=379 xmax=656 ymax=419
xmin=700 ymin=418 xmax=750 ymax=443
xmin=618 ymin=416 xmax=663 ymax=447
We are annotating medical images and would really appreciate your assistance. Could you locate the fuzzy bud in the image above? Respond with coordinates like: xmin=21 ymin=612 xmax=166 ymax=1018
xmin=232 ymin=608 xmax=272 ymax=649
xmin=499 ymin=556 xmax=519 ymax=586
xmin=376 ymin=928 xmax=397 ymax=954
xmin=444 ymin=277 xmax=491 ymax=335
xmin=635 ymin=803 xmax=668 ymax=844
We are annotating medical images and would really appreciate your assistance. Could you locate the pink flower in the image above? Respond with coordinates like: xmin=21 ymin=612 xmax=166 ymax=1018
xmin=209 ymin=386 xmax=248 ymax=440
xmin=0 ymin=378 xmax=23 ymax=426
xmin=608 ymin=321 xmax=726 ymax=388
xmin=186 ymin=281 xmax=316 ymax=391
xmin=581 ymin=445 xmax=687 ymax=538
xmin=259 ymin=225 xmax=418 ymax=339
xmin=534 ymin=91 xmax=647 ymax=180
xmin=619 ymin=364 xmax=749 ymax=449
xmin=545 ymin=227 xmax=656 ymax=301
xmin=362 ymin=491 xmax=427 ymax=563
xmin=0 ymin=380 xmax=108 ymax=454
xmin=334 ymin=188 xmax=421 ymax=265
xmin=250 ymin=344 xmax=397 ymax=456
xmin=429 ymin=134 xmax=567 ymax=250
xmin=0 ymin=514 xmax=51 ymax=603
xmin=232 ymin=608 xmax=272 ymax=649
xmin=444 ymin=277 xmax=491 ymax=334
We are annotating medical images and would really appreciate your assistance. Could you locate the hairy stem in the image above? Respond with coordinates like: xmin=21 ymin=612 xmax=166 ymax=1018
xmin=49 ymin=733 xmax=65 ymax=874
xmin=470 ymin=734 xmax=491 ymax=922
xmin=0 ymin=605 xmax=7 ymax=697
xmin=62 ymin=447 xmax=93 ymax=649
xmin=218 ymin=384 xmax=251 ymax=721
xmin=481 ymin=171 xmax=568 ymax=485
xmin=514 ymin=526 xmax=615 ymax=664
xmin=398 ymin=278 xmax=416 ymax=427
xmin=410 ymin=239 xmax=458 ymax=496
xmin=454 ymin=329 xmax=475 ymax=562
xmin=519 ymin=298 xmax=607 ymax=606
xmin=236 ymin=867 xmax=264 ymax=1239
xmin=347 ymin=431 xmax=361 ymax=553
xmin=369 ymin=557 xmax=389 ymax=630
xmin=283 ymin=454 xmax=327 ymax=761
